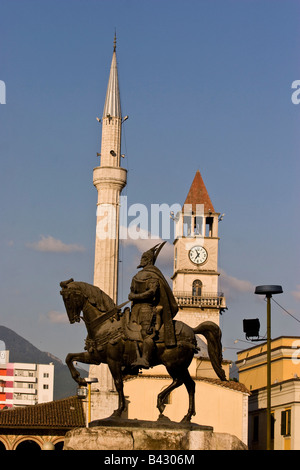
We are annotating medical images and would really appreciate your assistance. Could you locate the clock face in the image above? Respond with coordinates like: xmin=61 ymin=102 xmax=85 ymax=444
xmin=189 ymin=246 xmax=208 ymax=265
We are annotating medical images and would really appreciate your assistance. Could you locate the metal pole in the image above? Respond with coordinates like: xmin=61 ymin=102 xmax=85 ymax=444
xmin=266 ymin=294 xmax=271 ymax=450
xmin=254 ymin=285 xmax=282 ymax=450
xmin=84 ymin=377 xmax=98 ymax=427
xmin=87 ymin=383 xmax=91 ymax=426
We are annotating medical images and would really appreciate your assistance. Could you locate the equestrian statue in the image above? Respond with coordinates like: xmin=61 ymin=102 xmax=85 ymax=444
xmin=60 ymin=242 xmax=226 ymax=423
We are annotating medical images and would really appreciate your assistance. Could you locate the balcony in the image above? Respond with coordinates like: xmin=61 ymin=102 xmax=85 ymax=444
xmin=174 ymin=292 xmax=226 ymax=309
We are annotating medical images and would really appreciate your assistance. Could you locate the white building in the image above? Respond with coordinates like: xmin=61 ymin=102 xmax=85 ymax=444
xmin=0 ymin=351 xmax=54 ymax=409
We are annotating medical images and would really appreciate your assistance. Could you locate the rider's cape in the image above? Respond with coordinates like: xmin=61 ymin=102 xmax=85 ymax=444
xmin=141 ymin=265 xmax=178 ymax=347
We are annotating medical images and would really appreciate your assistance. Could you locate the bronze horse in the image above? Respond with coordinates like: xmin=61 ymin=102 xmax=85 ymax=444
xmin=61 ymin=279 xmax=226 ymax=423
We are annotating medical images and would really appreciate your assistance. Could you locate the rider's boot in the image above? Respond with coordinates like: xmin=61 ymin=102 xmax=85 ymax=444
xmin=133 ymin=337 xmax=154 ymax=369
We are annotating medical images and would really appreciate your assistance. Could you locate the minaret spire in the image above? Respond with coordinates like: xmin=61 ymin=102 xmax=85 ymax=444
xmin=103 ymin=34 xmax=121 ymax=120
xmin=113 ymin=31 xmax=117 ymax=52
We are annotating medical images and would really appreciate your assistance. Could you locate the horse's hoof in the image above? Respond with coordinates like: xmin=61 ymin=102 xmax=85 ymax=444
xmin=109 ymin=410 xmax=122 ymax=420
xmin=157 ymin=413 xmax=171 ymax=423
xmin=180 ymin=415 xmax=192 ymax=423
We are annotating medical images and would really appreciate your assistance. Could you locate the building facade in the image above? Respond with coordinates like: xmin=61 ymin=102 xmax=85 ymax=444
xmin=0 ymin=351 xmax=54 ymax=409
xmin=236 ymin=336 xmax=300 ymax=450
xmin=122 ymin=362 xmax=249 ymax=446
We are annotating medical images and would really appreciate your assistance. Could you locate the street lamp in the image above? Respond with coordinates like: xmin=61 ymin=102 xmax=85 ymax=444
xmin=85 ymin=377 xmax=98 ymax=427
xmin=255 ymin=285 xmax=283 ymax=450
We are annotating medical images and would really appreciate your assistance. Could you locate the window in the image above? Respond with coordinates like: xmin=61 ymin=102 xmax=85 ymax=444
xmin=205 ymin=217 xmax=213 ymax=237
xmin=192 ymin=280 xmax=202 ymax=297
xmin=281 ymin=409 xmax=291 ymax=437
xmin=43 ymin=384 xmax=49 ymax=390
xmin=253 ymin=415 xmax=259 ymax=442
xmin=43 ymin=373 xmax=49 ymax=378
xmin=183 ymin=215 xmax=192 ymax=237
xmin=271 ymin=412 xmax=275 ymax=441
xmin=194 ymin=216 xmax=203 ymax=236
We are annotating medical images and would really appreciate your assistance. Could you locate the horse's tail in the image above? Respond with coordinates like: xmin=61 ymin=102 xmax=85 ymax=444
xmin=193 ymin=321 xmax=227 ymax=381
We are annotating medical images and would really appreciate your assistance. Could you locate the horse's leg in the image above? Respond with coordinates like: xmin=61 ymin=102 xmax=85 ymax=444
xmin=157 ymin=367 xmax=196 ymax=423
xmin=180 ymin=369 xmax=196 ymax=423
xmin=66 ymin=351 xmax=99 ymax=386
xmin=157 ymin=376 xmax=183 ymax=416
xmin=107 ymin=358 xmax=126 ymax=419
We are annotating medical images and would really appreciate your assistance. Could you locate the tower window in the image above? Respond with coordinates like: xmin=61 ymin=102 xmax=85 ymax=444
xmin=183 ymin=215 xmax=192 ymax=237
xmin=194 ymin=216 xmax=203 ymax=236
xmin=192 ymin=280 xmax=202 ymax=297
xmin=205 ymin=217 xmax=213 ymax=237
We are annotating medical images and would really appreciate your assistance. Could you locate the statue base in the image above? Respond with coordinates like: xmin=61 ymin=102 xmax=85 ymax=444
xmin=63 ymin=417 xmax=247 ymax=450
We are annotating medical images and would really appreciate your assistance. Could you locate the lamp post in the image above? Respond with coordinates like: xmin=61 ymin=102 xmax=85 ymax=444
xmin=85 ymin=377 xmax=98 ymax=427
xmin=255 ymin=285 xmax=283 ymax=450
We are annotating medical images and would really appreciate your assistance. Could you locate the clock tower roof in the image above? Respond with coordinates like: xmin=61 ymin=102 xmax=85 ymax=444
xmin=184 ymin=170 xmax=215 ymax=213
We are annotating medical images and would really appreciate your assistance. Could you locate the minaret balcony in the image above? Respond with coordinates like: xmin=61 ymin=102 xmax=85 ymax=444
xmin=174 ymin=292 xmax=226 ymax=309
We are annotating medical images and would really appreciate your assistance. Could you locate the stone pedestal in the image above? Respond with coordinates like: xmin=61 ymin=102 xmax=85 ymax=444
xmin=63 ymin=418 xmax=247 ymax=450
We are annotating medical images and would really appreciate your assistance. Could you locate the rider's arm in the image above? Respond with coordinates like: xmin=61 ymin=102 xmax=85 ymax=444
xmin=128 ymin=279 xmax=159 ymax=301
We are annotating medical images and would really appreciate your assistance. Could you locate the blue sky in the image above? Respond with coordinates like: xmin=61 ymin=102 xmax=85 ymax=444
xmin=0 ymin=0 xmax=299 ymax=365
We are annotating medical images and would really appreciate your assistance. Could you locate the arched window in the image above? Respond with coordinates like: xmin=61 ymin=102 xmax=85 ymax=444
xmin=192 ymin=280 xmax=202 ymax=297
xmin=15 ymin=440 xmax=41 ymax=451
xmin=0 ymin=440 xmax=7 ymax=451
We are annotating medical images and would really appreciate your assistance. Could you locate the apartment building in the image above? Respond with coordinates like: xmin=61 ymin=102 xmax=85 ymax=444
xmin=0 ymin=351 xmax=54 ymax=409
xmin=236 ymin=336 xmax=300 ymax=450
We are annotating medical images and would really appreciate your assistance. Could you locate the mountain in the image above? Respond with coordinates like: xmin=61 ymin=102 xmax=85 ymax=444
xmin=0 ymin=325 xmax=88 ymax=400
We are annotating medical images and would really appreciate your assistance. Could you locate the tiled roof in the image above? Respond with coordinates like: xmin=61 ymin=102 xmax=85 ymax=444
xmin=124 ymin=374 xmax=250 ymax=394
xmin=196 ymin=376 xmax=250 ymax=394
xmin=0 ymin=396 xmax=85 ymax=429
xmin=184 ymin=170 xmax=215 ymax=214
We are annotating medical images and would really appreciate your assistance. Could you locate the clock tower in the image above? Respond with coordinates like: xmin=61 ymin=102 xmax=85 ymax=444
xmin=172 ymin=170 xmax=226 ymax=328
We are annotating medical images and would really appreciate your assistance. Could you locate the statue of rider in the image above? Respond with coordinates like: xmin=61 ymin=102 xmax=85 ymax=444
xmin=128 ymin=242 xmax=178 ymax=369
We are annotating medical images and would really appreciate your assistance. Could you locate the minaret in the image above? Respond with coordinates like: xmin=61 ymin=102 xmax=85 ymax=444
xmin=89 ymin=37 xmax=127 ymax=418
xmin=93 ymin=36 xmax=127 ymax=302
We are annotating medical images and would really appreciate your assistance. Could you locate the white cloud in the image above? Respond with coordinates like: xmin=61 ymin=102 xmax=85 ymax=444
xmin=292 ymin=285 xmax=300 ymax=302
xmin=45 ymin=310 xmax=69 ymax=324
xmin=26 ymin=235 xmax=85 ymax=253
xmin=219 ymin=269 xmax=254 ymax=298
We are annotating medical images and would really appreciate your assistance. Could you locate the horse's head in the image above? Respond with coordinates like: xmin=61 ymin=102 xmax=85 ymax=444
xmin=60 ymin=279 xmax=86 ymax=324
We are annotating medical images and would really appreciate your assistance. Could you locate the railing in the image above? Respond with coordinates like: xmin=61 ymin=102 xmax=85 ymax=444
xmin=174 ymin=291 xmax=226 ymax=308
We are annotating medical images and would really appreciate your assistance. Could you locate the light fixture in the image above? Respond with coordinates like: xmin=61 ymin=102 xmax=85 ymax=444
xmin=243 ymin=318 xmax=260 ymax=339
xmin=77 ymin=386 xmax=88 ymax=399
